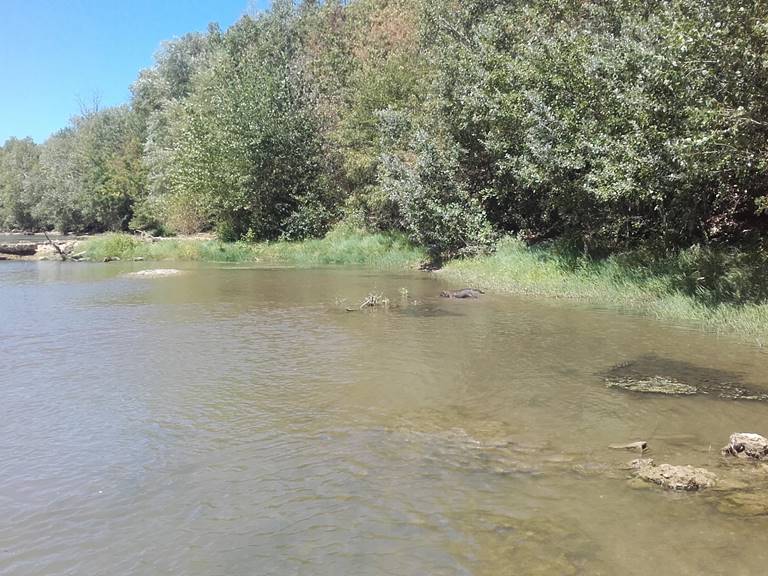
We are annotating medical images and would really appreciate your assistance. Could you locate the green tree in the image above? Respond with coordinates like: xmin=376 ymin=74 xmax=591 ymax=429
xmin=165 ymin=4 xmax=337 ymax=239
xmin=0 ymin=138 xmax=42 ymax=230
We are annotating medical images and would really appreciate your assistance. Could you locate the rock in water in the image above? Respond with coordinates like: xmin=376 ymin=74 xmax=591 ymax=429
xmin=440 ymin=288 xmax=484 ymax=299
xmin=607 ymin=376 xmax=698 ymax=395
xmin=126 ymin=268 xmax=183 ymax=278
xmin=603 ymin=355 xmax=768 ymax=401
xmin=717 ymin=492 xmax=768 ymax=517
xmin=609 ymin=441 xmax=648 ymax=452
xmin=629 ymin=458 xmax=716 ymax=491
xmin=722 ymin=433 xmax=768 ymax=460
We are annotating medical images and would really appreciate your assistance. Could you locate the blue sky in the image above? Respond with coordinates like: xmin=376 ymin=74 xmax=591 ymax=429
xmin=0 ymin=0 xmax=269 ymax=144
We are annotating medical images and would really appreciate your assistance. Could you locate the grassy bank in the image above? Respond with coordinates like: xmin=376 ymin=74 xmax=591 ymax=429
xmin=81 ymin=227 xmax=425 ymax=269
xmin=441 ymin=238 xmax=768 ymax=343
xmin=82 ymin=231 xmax=768 ymax=343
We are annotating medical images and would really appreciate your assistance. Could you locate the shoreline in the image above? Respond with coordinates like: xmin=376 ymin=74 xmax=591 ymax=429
xmin=3 ymin=231 xmax=767 ymax=345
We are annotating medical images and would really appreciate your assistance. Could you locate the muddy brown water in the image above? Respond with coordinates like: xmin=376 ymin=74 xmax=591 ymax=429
xmin=1 ymin=261 xmax=767 ymax=575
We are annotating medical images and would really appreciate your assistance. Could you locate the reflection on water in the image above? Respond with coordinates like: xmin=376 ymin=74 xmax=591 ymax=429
xmin=1 ymin=261 xmax=768 ymax=575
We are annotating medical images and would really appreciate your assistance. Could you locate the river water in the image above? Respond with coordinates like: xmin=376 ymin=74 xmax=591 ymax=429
xmin=1 ymin=261 xmax=767 ymax=575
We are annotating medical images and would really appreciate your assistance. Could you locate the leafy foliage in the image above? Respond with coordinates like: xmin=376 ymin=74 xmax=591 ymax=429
xmin=1 ymin=0 xmax=767 ymax=290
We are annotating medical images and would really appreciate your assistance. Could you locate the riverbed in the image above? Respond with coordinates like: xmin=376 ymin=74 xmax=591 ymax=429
xmin=1 ymin=261 xmax=767 ymax=575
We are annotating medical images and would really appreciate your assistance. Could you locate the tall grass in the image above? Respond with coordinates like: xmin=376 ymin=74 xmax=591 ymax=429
xmin=441 ymin=237 xmax=768 ymax=342
xmin=252 ymin=226 xmax=423 ymax=267
xmin=81 ymin=227 xmax=424 ymax=269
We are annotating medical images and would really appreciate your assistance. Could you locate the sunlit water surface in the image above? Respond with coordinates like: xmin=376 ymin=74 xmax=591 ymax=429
xmin=1 ymin=261 xmax=767 ymax=575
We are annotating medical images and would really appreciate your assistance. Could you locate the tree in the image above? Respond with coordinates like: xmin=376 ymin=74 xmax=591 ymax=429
xmin=0 ymin=138 xmax=42 ymax=230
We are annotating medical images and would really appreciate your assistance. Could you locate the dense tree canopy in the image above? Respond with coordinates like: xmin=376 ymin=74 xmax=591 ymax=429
xmin=2 ymin=0 xmax=766 ymax=256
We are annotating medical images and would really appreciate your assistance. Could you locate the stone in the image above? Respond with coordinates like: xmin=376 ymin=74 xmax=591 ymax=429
xmin=721 ymin=433 xmax=768 ymax=460
xmin=126 ymin=268 xmax=183 ymax=278
xmin=603 ymin=355 xmax=768 ymax=401
xmin=440 ymin=288 xmax=484 ymax=299
xmin=607 ymin=376 xmax=698 ymax=395
xmin=609 ymin=441 xmax=648 ymax=452
xmin=630 ymin=459 xmax=716 ymax=491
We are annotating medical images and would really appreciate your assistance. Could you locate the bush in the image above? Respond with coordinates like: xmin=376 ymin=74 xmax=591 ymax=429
xmin=380 ymin=128 xmax=494 ymax=258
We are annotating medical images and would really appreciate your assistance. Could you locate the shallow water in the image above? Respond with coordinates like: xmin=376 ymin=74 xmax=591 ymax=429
xmin=1 ymin=261 xmax=767 ymax=575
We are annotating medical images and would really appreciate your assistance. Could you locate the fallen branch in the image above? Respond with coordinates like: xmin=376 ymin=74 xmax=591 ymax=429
xmin=43 ymin=230 xmax=67 ymax=261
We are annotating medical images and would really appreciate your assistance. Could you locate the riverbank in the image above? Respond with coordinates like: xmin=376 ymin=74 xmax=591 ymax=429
xmin=9 ymin=230 xmax=767 ymax=344
xmin=440 ymin=238 xmax=768 ymax=344
xmin=81 ymin=228 xmax=425 ymax=269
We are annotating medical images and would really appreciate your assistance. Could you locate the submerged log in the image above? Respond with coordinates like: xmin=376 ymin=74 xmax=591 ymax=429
xmin=0 ymin=242 xmax=37 ymax=256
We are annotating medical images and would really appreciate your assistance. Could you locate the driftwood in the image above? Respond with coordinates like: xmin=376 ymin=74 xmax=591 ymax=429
xmin=135 ymin=230 xmax=159 ymax=242
xmin=0 ymin=242 xmax=37 ymax=256
xmin=43 ymin=230 xmax=67 ymax=261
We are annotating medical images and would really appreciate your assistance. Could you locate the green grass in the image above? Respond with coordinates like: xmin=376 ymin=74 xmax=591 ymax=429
xmin=441 ymin=237 xmax=768 ymax=343
xmin=81 ymin=227 xmax=425 ymax=269
xmin=252 ymin=227 xmax=424 ymax=267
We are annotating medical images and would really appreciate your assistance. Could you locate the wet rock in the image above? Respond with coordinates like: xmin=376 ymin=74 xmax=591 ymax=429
xmin=440 ymin=288 xmax=484 ymax=299
xmin=630 ymin=458 xmax=716 ymax=491
xmin=103 ymin=256 xmax=121 ymax=262
xmin=721 ymin=433 xmax=768 ymax=460
xmin=603 ymin=355 xmax=768 ymax=401
xmin=397 ymin=306 xmax=463 ymax=318
xmin=628 ymin=458 xmax=655 ymax=470
xmin=609 ymin=441 xmax=648 ymax=452
xmin=608 ymin=376 xmax=699 ymax=395
xmin=126 ymin=268 xmax=183 ymax=278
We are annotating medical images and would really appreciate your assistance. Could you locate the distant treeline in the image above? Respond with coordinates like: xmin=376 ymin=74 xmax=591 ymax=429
xmin=1 ymin=0 xmax=767 ymax=256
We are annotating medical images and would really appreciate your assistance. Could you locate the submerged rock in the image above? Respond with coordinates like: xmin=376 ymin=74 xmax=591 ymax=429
xmin=609 ymin=441 xmax=648 ymax=452
xmin=603 ymin=355 xmax=768 ymax=401
xmin=716 ymin=491 xmax=768 ymax=517
xmin=607 ymin=376 xmax=698 ymax=395
xmin=126 ymin=268 xmax=183 ymax=278
xmin=629 ymin=458 xmax=716 ymax=491
xmin=722 ymin=433 xmax=768 ymax=460
xmin=440 ymin=288 xmax=484 ymax=299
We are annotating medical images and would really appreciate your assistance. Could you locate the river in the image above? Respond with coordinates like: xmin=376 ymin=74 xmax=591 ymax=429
xmin=1 ymin=261 xmax=767 ymax=575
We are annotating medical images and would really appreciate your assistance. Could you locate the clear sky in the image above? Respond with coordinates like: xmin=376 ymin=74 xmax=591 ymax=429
xmin=0 ymin=0 xmax=269 ymax=144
